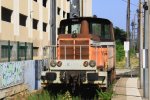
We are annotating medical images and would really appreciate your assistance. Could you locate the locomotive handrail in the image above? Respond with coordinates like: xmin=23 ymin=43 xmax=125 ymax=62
xmin=45 ymin=44 xmax=115 ymax=68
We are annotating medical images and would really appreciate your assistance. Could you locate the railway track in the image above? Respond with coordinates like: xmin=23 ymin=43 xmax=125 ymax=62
xmin=44 ymin=84 xmax=102 ymax=100
xmin=116 ymin=68 xmax=139 ymax=78
xmin=42 ymin=68 xmax=138 ymax=99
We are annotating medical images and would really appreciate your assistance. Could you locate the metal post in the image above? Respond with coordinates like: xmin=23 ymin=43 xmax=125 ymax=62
xmin=17 ymin=41 xmax=20 ymax=61
xmin=25 ymin=42 xmax=27 ymax=60
xmin=8 ymin=40 xmax=10 ymax=62
xmin=50 ymin=0 xmax=56 ymax=60
xmin=131 ymin=19 xmax=135 ymax=52
xmin=31 ymin=43 xmax=33 ymax=60
xmin=50 ymin=0 xmax=56 ymax=46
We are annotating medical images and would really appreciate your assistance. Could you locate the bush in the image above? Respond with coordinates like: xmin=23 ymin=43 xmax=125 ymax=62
xmin=116 ymin=41 xmax=125 ymax=62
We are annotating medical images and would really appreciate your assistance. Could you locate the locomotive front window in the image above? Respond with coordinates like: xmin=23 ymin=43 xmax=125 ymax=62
xmin=91 ymin=23 xmax=111 ymax=40
xmin=61 ymin=23 xmax=81 ymax=34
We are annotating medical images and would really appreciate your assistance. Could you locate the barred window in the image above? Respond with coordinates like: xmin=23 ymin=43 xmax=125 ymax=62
xmin=1 ymin=45 xmax=12 ymax=58
xmin=19 ymin=46 xmax=26 ymax=57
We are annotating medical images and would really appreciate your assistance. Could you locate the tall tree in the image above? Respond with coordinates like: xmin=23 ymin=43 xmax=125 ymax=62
xmin=114 ymin=27 xmax=127 ymax=44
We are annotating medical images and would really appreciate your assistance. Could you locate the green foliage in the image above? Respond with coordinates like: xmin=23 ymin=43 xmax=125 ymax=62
xmin=96 ymin=85 xmax=113 ymax=100
xmin=57 ymin=91 xmax=72 ymax=100
xmin=116 ymin=41 xmax=125 ymax=62
xmin=96 ymin=89 xmax=112 ymax=100
xmin=27 ymin=90 xmax=82 ymax=100
xmin=130 ymin=48 xmax=136 ymax=57
xmin=114 ymin=27 xmax=127 ymax=44
xmin=28 ymin=91 xmax=50 ymax=100
xmin=72 ymin=96 xmax=81 ymax=100
xmin=114 ymin=27 xmax=127 ymax=62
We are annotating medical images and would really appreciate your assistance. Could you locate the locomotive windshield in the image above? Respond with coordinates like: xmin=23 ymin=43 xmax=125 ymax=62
xmin=59 ymin=18 xmax=113 ymax=40
xmin=91 ymin=23 xmax=111 ymax=40
xmin=64 ymin=23 xmax=81 ymax=34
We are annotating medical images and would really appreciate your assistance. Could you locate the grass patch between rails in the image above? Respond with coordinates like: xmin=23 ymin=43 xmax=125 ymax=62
xmin=27 ymin=87 xmax=115 ymax=100
xmin=27 ymin=90 xmax=82 ymax=100
xmin=28 ymin=91 xmax=50 ymax=100
xmin=96 ymin=85 xmax=114 ymax=100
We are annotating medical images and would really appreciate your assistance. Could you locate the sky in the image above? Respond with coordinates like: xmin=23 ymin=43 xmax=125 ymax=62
xmin=92 ymin=0 xmax=139 ymax=31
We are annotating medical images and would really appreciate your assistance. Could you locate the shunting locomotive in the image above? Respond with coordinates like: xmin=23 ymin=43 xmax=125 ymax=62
xmin=42 ymin=17 xmax=116 ymax=90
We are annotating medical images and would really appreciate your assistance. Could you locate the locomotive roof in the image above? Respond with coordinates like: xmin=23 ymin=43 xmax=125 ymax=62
xmin=60 ymin=17 xmax=112 ymax=25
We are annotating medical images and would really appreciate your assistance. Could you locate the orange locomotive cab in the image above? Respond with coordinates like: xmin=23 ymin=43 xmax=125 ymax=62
xmin=42 ymin=17 xmax=116 ymax=89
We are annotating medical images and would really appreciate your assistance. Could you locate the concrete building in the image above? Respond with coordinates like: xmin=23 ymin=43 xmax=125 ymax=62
xmin=0 ymin=0 xmax=92 ymax=62
xmin=80 ymin=0 xmax=93 ymax=17
xmin=0 ymin=0 xmax=51 ymax=61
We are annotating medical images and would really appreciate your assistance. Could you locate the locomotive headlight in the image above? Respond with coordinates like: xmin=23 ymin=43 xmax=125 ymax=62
xmin=89 ymin=60 xmax=96 ymax=67
xmin=50 ymin=60 xmax=56 ymax=67
xmin=57 ymin=61 xmax=62 ymax=67
xmin=83 ymin=61 xmax=89 ymax=67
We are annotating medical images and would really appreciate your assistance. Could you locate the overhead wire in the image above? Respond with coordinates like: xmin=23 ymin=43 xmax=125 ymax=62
xmin=121 ymin=0 xmax=138 ymax=7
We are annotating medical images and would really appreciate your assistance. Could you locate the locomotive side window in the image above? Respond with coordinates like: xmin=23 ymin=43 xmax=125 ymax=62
xmin=92 ymin=23 xmax=101 ymax=36
xmin=92 ymin=23 xmax=111 ymax=40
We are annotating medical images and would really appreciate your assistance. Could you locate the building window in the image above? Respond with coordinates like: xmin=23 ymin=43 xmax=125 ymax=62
xmin=33 ymin=0 xmax=37 ymax=2
xmin=19 ymin=46 xmax=26 ymax=57
xmin=57 ymin=7 xmax=61 ymax=15
xmin=43 ymin=48 xmax=47 ymax=56
xmin=19 ymin=14 xmax=27 ymax=26
xmin=43 ymin=22 xmax=47 ymax=32
xmin=33 ymin=19 xmax=38 ymax=29
xmin=43 ymin=0 xmax=47 ymax=7
xmin=1 ymin=45 xmax=12 ymax=58
xmin=63 ymin=11 xmax=66 ymax=18
xmin=67 ymin=0 xmax=70 ymax=1
xmin=67 ymin=13 xmax=70 ymax=19
xmin=2 ymin=7 xmax=13 ymax=22
xmin=33 ymin=47 xmax=38 ymax=57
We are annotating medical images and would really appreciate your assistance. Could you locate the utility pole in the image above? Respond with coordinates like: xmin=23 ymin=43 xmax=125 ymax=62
xmin=143 ymin=0 xmax=149 ymax=98
xmin=147 ymin=0 xmax=150 ymax=99
xmin=138 ymin=0 xmax=143 ymax=89
xmin=126 ymin=0 xmax=130 ymax=68
xmin=145 ymin=0 xmax=150 ymax=100
xmin=131 ymin=15 xmax=136 ymax=52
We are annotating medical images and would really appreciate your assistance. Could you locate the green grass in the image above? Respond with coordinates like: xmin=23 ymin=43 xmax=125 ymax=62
xmin=96 ymin=85 xmax=114 ymax=100
xmin=27 ymin=90 xmax=82 ymax=100
xmin=28 ymin=91 xmax=50 ymax=100
xmin=27 ymin=84 xmax=116 ymax=100
xmin=116 ymin=56 xmax=139 ymax=68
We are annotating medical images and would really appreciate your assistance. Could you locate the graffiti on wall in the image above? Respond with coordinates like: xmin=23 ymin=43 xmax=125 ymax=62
xmin=0 ymin=62 xmax=24 ymax=89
